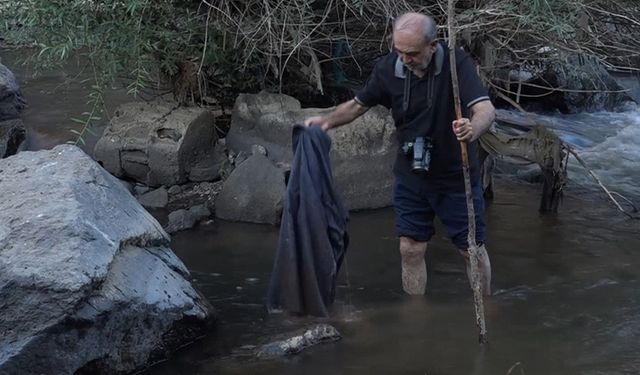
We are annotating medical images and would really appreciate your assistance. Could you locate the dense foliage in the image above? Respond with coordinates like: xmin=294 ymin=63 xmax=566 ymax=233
xmin=2 ymin=0 xmax=639 ymax=108
xmin=1 ymin=0 xmax=257 ymax=105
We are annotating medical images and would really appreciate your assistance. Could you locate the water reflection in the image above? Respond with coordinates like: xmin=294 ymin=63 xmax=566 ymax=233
xmin=3 ymin=50 xmax=137 ymax=153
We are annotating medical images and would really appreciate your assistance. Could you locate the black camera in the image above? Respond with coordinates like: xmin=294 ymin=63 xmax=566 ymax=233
xmin=401 ymin=136 xmax=433 ymax=172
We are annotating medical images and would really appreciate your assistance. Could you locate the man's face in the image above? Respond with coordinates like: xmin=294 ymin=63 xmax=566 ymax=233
xmin=393 ymin=30 xmax=436 ymax=74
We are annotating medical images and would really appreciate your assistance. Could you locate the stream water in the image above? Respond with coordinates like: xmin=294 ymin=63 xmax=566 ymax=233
xmin=3 ymin=53 xmax=640 ymax=375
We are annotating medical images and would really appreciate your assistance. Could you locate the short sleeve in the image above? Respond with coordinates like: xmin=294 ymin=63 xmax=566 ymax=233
xmin=355 ymin=61 xmax=391 ymax=109
xmin=456 ymin=51 xmax=490 ymax=108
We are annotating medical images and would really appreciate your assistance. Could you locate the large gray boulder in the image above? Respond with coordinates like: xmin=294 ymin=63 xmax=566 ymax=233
xmin=94 ymin=100 xmax=219 ymax=187
xmin=225 ymin=92 xmax=396 ymax=210
xmin=500 ymin=52 xmax=632 ymax=113
xmin=611 ymin=71 xmax=640 ymax=105
xmin=0 ymin=145 xmax=214 ymax=374
xmin=544 ymin=54 xmax=631 ymax=112
xmin=0 ymin=63 xmax=26 ymax=121
xmin=215 ymin=153 xmax=286 ymax=225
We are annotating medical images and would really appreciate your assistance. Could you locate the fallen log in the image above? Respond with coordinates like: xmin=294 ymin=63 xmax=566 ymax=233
xmin=479 ymin=110 xmax=567 ymax=213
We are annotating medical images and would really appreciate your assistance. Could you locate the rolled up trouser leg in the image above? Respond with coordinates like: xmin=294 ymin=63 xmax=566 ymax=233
xmin=462 ymin=244 xmax=492 ymax=296
xmin=399 ymin=237 xmax=427 ymax=295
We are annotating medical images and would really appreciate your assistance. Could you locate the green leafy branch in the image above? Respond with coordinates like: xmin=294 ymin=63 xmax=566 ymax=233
xmin=68 ymin=69 xmax=103 ymax=147
xmin=1 ymin=0 xmax=208 ymax=134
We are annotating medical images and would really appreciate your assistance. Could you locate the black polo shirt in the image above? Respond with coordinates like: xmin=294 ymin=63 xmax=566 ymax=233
xmin=355 ymin=41 xmax=490 ymax=192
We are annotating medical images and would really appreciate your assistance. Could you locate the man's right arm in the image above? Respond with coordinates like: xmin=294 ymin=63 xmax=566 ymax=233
xmin=304 ymin=99 xmax=370 ymax=131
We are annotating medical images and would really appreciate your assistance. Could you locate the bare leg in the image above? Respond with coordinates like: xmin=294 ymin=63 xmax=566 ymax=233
xmin=399 ymin=236 xmax=427 ymax=295
xmin=460 ymin=244 xmax=492 ymax=296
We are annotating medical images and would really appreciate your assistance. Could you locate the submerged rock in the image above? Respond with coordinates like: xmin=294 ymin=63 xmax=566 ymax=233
xmin=256 ymin=324 xmax=342 ymax=359
xmin=165 ymin=205 xmax=211 ymax=234
xmin=0 ymin=145 xmax=214 ymax=374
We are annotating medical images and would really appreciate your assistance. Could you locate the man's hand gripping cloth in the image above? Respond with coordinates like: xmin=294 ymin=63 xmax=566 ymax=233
xmin=266 ymin=125 xmax=349 ymax=317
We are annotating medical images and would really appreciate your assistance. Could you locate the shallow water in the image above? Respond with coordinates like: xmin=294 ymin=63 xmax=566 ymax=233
xmin=147 ymin=179 xmax=640 ymax=375
xmin=4 ymin=51 xmax=640 ymax=374
xmin=1 ymin=49 xmax=141 ymax=153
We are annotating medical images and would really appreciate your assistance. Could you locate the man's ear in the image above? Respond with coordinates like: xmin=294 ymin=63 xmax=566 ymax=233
xmin=428 ymin=40 xmax=437 ymax=52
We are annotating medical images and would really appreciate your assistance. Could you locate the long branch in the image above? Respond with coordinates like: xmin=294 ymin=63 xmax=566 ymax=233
xmin=448 ymin=0 xmax=488 ymax=345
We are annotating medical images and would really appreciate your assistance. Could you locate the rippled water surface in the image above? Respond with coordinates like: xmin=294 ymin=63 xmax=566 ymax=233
xmin=152 ymin=181 xmax=640 ymax=375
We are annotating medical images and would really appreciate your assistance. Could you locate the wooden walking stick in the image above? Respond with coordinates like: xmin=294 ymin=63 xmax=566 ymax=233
xmin=447 ymin=0 xmax=488 ymax=344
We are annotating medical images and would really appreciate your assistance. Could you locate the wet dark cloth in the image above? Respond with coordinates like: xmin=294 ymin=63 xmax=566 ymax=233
xmin=355 ymin=41 xmax=490 ymax=193
xmin=266 ymin=125 xmax=349 ymax=317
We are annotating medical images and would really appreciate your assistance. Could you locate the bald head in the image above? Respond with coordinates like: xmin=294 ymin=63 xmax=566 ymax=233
xmin=394 ymin=13 xmax=438 ymax=44
xmin=392 ymin=12 xmax=439 ymax=76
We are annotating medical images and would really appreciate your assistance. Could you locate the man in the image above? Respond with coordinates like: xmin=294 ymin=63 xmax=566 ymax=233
xmin=304 ymin=12 xmax=495 ymax=295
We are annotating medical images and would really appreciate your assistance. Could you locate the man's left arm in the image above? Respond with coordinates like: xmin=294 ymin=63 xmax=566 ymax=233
xmin=452 ymin=50 xmax=496 ymax=143
xmin=471 ymin=100 xmax=495 ymax=142
xmin=452 ymin=100 xmax=495 ymax=143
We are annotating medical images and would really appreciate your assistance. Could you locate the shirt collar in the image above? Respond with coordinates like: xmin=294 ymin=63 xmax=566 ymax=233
xmin=394 ymin=42 xmax=444 ymax=79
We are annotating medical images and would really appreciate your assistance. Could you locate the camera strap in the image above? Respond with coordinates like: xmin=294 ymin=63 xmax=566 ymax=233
xmin=402 ymin=67 xmax=411 ymax=113
xmin=401 ymin=67 xmax=435 ymax=135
